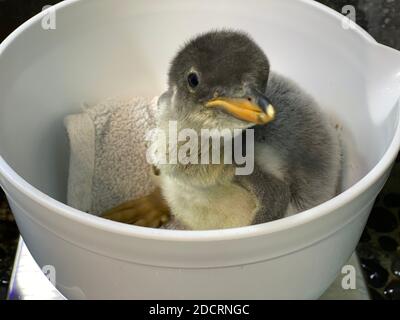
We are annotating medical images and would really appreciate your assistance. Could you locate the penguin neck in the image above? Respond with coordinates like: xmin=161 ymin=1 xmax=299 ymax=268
xmin=156 ymin=116 xmax=238 ymax=187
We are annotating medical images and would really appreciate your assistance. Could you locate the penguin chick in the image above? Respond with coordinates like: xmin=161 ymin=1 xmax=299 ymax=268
xmin=103 ymin=30 xmax=341 ymax=230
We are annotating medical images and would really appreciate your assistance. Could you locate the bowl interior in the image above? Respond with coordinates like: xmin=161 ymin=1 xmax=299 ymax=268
xmin=0 ymin=0 xmax=399 ymax=205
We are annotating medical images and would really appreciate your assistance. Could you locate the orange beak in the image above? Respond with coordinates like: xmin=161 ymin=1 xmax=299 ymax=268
xmin=205 ymin=97 xmax=275 ymax=125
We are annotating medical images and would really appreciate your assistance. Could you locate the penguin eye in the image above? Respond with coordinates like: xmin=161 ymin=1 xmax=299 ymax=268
xmin=187 ymin=72 xmax=199 ymax=89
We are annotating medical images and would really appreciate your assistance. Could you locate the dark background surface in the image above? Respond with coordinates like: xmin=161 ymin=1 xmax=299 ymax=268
xmin=0 ymin=0 xmax=400 ymax=300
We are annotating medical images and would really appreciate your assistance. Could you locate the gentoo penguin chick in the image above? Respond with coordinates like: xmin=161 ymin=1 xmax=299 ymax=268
xmin=102 ymin=30 xmax=341 ymax=230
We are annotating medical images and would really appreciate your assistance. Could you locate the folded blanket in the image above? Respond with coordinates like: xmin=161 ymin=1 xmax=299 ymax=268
xmin=64 ymin=97 xmax=158 ymax=215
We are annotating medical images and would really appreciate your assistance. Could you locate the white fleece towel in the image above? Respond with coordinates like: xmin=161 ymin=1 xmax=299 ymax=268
xmin=64 ymin=96 xmax=159 ymax=215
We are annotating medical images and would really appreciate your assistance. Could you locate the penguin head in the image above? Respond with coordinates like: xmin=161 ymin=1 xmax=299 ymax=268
xmin=164 ymin=30 xmax=275 ymax=130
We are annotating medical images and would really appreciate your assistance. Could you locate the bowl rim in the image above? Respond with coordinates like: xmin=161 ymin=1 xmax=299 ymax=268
xmin=1 ymin=0 xmax=400 ymax=242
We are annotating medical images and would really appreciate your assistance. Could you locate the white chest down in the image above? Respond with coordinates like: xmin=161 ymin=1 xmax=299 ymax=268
xmin=161 ymin=176 xmax=258 ymax=230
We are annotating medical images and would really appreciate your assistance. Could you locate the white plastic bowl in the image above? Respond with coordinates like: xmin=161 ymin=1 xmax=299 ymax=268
xmin=1 ymin=0 xmax=400 ymax=299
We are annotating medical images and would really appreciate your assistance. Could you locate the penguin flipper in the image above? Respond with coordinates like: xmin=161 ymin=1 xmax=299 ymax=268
xmin=235 ymin=165 xmax=290 ymax=224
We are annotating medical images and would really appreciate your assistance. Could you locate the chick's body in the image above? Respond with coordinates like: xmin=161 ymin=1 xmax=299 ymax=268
xmin=104 ymin=30 xmax=341 ymax=230
xmin=157 ymin=70 xmax=340 ymax=230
